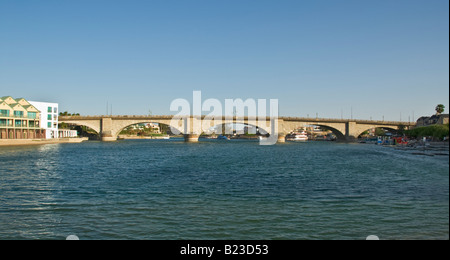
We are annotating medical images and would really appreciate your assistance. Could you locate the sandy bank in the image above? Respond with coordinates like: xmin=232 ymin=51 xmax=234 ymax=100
xmin=0 ymin=137 xmax=89 ymax=147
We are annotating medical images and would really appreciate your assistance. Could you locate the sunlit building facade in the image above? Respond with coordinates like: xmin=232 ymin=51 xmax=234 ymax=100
xmin=28 ymin=100 xmax=59 ymax=139
xmin=0 ymin=96 xmax=45 ymax=139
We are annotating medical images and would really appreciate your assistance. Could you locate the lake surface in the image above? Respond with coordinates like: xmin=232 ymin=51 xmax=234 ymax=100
xmin=0 ymin=140 xmax=448 ymax=240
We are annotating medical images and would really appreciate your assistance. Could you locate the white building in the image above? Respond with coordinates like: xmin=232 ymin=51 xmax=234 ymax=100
xmin=58 ymin=129 xmax=78 ymax=138
xmin=29 ymin=101 xmax=59 ymax=139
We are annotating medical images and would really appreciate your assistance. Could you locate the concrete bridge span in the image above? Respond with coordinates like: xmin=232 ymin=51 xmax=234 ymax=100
xmin=59 ymin=115 xmax=414 ymax=143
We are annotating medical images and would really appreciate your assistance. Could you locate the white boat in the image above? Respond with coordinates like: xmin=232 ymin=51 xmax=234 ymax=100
xmin=287 ymin=131 xmax=308 ymax=141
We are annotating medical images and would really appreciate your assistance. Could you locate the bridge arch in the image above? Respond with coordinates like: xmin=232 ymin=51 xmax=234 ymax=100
xmin=207 ymin=121 xmax=271 ymax=136
xmin=111 ymin=119 xmax=185 ymax=139
xmin=58 ymin=119 xmax=101 ymax=137
xmin=311 ymin=124 xmax=346 ymax=141
xmin=356 ymin=126 xmax=400 ymax=138
xmin=281 ymin=121 xmax=347 ymax=141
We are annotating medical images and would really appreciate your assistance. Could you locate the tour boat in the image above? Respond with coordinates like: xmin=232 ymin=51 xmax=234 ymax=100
xmin=287 ymin=131 xmax=308 ymax=141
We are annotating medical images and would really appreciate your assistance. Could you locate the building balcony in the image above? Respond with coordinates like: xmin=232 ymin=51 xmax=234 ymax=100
xmin=0 ymin=123 xmax=41 ymax=129
xmin=0 ymin=114 xmax=41 ymax=120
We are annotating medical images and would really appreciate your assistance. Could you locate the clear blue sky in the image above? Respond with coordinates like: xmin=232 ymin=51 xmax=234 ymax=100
xmin=1 ymin=0 xmax=448 ymax=121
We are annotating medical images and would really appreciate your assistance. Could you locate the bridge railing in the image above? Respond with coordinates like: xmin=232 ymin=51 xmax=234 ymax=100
xmin=59 ymin=115 xmax=415 ymax=126
xmin=280 ymin=117 xmax=414 ymax=125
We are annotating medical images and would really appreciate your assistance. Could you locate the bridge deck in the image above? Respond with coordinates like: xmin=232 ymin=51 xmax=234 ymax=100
xmin=59 ymin=115 xmax=415 ymax=126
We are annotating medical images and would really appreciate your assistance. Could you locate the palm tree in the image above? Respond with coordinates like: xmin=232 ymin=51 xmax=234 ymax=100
xmin=435 ymin=104 xmax=445 ymax=115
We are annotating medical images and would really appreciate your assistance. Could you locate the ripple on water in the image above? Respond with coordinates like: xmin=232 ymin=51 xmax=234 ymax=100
xmin=0 ymin=141 xmax=448 ymax=240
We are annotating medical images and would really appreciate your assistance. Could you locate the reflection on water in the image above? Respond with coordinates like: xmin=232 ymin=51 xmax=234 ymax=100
xmin=0 ymin=141 xmax=448 ymax=240
xmin=0 ymin=144 xmax=62 ymax=239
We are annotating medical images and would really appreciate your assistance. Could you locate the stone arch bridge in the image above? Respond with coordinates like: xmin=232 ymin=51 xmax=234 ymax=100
xmin=59 ymin=115 xmax=414 ymax=143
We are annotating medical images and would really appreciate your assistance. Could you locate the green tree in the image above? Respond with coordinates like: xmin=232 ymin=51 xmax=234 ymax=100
xmin=397 ymin=124 xmax=406 ymax=135
xmin=375 ymin=128 xmax=386 ymax=136
xmin=59 ymin=111 xmax=80 ymax=116
xmin=405 ymin=124 xmax=449 ymax=141
xmin=435 ymin=104 xmax=445 ymax=115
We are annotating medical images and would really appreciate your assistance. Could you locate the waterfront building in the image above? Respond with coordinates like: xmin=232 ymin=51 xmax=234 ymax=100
xmin=0 ymin=96 xmax=45 ymax=139
xmin=145 ymin=123 xmax=161 ymax=133
xmin=58 ymin=129 xmax=78 ymax=138
xmin=28 ymin=100 xmax=59 ymax=139
xmin=416 ymin=114 xmax=449 ymax=127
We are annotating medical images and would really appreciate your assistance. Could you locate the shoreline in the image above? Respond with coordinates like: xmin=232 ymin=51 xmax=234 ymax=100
xmin=392 ymin=141 xmax=449 ymax=156
xmin=0 ymin=137 xmax=89 ymax=147
xmin=117 ymin=135 xmax=171 ymax=140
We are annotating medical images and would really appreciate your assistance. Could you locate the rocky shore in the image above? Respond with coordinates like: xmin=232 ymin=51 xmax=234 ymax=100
xmin=393 ymin=141 xmax=449 ymax=157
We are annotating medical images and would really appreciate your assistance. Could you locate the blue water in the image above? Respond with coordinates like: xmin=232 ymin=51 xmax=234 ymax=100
xmin=0 ymin=140 xmax=448 ymax=240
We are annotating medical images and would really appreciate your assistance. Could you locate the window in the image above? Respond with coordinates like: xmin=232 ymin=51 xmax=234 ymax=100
xmin=48 ymin=107 xmax=52 ymax=113
xmin=48 ymin=114 xmax=52 ymax=120
xmin=28 ymin=112 xmax=37 ymax=119
xmin=0 ymin=109 xmax=9 ymax=117
xmin=54 ymin=107 xmax=57 ymax=114
xmin=48 ymin=122 xmax=52 ymax=128
xmin=15 ymin=120 xmax=23 ymax=127
xmin=14 ymin=111 xmax=24 ymax=118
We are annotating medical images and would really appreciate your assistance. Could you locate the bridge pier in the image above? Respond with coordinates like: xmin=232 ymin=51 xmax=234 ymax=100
xmin=100 ymin=118 xmax=117 ymax=141
xmin=184 ymin=134 xmax=200 ymax=143
xmin=344 ymin=136 xmax=358 ymax=142
xmin=101 ymin=135 xmax=117 ymax=142
xmin=277 ymin=134 xmax=286 ymax=143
